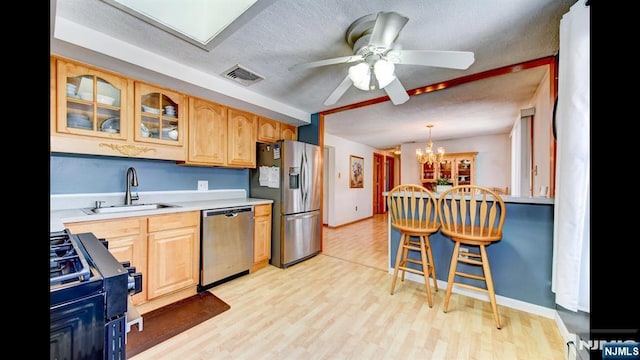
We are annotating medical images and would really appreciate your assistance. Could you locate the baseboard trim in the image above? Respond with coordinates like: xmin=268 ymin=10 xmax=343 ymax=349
xmin=554 ymin=311 xmax=578 ymax=360
xmin=388 ymin=268 xmax=558 ymax=319
xmin=326 ymin=215 xmax=374 ymax=228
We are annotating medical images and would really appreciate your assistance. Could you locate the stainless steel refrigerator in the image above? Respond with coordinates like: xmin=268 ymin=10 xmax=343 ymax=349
xmin=250 ymin=140 xmax=321 ymax=268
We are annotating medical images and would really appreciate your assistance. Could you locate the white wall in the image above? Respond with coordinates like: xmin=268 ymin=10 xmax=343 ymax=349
xmin=527 ymin=66 xmax=553 ymax=197
xmin=324 ymin=133 xmax=375 ymax=227
xmin=322 ymin=69 xmax=552 ymax=224
xmin=400 ymin=133 xmax=511 ymax=189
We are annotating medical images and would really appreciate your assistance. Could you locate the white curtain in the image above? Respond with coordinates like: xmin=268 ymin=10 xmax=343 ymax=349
xmin=551 ymin=1 xmax=590 ymax=312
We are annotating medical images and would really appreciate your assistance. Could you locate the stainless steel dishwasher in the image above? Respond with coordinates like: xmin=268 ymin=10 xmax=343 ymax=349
xmin=199 ymin=206 xmax=254 ymax=291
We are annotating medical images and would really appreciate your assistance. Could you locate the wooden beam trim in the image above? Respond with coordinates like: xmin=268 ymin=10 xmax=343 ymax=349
xmin=320 ymin=56 xmax=556 ymax=116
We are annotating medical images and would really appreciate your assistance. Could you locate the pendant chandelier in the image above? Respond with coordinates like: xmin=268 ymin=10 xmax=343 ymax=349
xmin=415 ymin=124 xmax=445 ymax=165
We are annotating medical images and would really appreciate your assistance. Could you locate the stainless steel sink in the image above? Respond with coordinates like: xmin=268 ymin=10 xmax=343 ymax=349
xmin=82 ymin=203 xmax=179 ymax=215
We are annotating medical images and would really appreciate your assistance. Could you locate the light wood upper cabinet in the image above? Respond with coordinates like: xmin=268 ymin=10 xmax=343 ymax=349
xmin=180 ymin=98 xmax=256 ymax=168
xmin=257 ymin=117 xmax=280 ymax=143
xmin=184 ymin=97 xmax=227 ymax=166
xmin=54 ymin=58 xmax=131 ymax=139
xmin=51 ymin=57 xmax=135 ymax=156
xmin=227 ymin=108 xmax=257 ymax=168
xmin=258 ymin=116 xmax=297 ymax=143
xmin=133 ymin=82 xmax=187 ymax=160
xmin=280 ymin=123 xmax=298 ymax=141
xmin=51 ymin=56 xmax=187 ymax=161
xmin=52 ymin=56 xmax=279 ymax=167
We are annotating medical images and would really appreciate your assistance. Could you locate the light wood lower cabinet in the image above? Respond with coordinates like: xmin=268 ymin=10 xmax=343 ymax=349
xmin=65 ymin=217 xmax=147 ymax=305
xmin=64 ymin=210 xmax=199 ymax=313
xmin=147 ymin=212 xmax=199 ymax=299
xmin=251 ymin=203 xmax=272 ymax=272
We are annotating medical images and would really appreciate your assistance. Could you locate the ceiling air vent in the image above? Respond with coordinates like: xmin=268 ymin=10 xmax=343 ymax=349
xmin=223 ymin=65 xmax=264 ymax=86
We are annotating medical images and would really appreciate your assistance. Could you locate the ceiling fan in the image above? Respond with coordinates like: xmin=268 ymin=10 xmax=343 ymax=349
xmin=289 ymin=11 xmax=475 ymax=106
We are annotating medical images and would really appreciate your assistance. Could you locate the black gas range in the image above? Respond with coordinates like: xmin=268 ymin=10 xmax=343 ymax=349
xmin=50 ymin=229 xmax=141 ymax=359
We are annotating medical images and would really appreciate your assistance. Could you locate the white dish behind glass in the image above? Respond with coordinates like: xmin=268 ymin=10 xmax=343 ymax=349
xmin=79 ymin=92 xmax=93 ymax=101
xmin=97 ymin=94 xmax=115 ymax=106
xmin=142 ymin=105 xmax=162 ymax=114
xmin=141 ymin=123 xmax=150 ymax=137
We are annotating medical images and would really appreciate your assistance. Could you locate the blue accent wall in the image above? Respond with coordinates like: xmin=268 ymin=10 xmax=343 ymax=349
xmin=298 ymin=113 xmax=319 ymax=145
xmin=390 ymin=202 xmax=555 ymax=308
xmin=50 ymin=153 xmax=249 ymax=194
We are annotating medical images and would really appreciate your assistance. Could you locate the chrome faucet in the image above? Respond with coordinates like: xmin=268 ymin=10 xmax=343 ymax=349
xmin=124 ymin=167 xmax=139 ymax=205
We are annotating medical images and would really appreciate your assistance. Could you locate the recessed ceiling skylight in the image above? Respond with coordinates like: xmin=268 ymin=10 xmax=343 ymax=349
xmin=101 ymin=0 xmax=258 ymax=51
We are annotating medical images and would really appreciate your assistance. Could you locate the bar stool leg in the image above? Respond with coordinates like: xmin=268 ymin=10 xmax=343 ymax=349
xmin=390 ymin=233 xmax=406 ymax=295
xmin=419 ymin=235 xmax=433 ymax=307
xmin=400 ymin=237 xmax=410 ymax=282
xmin=443 ymin=241 xmax=461 ymax=313
xmin=425 ymin=236 xmax=438 ymax=292
xmin=480 ymin=244 xmax=501 ymax=329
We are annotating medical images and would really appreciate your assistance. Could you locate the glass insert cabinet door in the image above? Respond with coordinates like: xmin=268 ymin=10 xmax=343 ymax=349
xmin=134 ymin=82 xmax=186 ymax=146
xmin=439 ymin=159 xmax=453 ymax=183
xmin=56 ymin=61 xmax=129 ymax=139
xmin=421 ymin=162 xmax=437 ymax=182
xmin=457 ymin=158 xmax=472 ymax=186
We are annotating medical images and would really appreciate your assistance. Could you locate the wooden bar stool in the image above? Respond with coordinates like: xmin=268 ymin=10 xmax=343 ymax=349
xmin=387 ymin=184 xmax=440 ymax=307
xmin=437 ymin=185 xmax=506 ymax=328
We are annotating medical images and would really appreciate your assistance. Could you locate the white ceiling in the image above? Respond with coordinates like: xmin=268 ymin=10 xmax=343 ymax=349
xmin=50 ymin=0 xmax=577 ymax=150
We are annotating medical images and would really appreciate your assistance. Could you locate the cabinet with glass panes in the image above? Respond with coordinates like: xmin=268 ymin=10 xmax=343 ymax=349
xmin=134 ymin=82 xmax=187 ymax=148
xmin=54 ymin=58 xmax=130 ymax=141
xmin=419 ymin=152 xmax=477 ymax=190
xmin=51 ymin=57 xmax=187 ymax=160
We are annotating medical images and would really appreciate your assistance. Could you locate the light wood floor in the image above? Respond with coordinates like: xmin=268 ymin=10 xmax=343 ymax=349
xmin=131 ymin=214 xmax=565 ymax=360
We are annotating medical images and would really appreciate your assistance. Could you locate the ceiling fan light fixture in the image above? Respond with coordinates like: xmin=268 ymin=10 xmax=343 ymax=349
xmin=290 ymin=11 xmax=474 ymax=106
xmin=374 ymin=59 xmax=395 ymax=89
xmin=348 ymin=62 xmax=371 ymax=91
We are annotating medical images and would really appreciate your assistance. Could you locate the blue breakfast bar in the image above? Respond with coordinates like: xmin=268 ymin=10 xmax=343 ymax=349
xmin=384 ymin=192 xmax=556 ymax=312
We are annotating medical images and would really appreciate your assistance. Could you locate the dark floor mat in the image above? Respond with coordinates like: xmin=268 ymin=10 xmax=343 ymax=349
xmin=126 ymin=291 xmax=230 ymax=357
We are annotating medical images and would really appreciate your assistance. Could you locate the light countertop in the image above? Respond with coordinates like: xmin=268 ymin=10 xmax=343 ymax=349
xmin=382 ymin=191 xmax=554 ymax=205
xmin=50 ymin=189 xmax=273 ymax=232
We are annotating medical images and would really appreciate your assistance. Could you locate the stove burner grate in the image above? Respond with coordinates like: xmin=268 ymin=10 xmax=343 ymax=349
xmin=49 ymin=229 xmax=91 ymax=286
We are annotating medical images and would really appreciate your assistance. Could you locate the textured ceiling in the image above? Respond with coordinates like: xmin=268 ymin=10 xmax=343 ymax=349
xmin=51 ymin=0 xmax=577 ymax=150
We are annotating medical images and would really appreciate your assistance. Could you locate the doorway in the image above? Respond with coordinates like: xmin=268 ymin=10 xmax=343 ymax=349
xmin=373 ymin=152 xmax=395 ymax=214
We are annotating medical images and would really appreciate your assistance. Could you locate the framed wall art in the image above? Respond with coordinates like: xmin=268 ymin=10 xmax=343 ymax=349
xmin=349 ymin=155 xmax=364 ymax=188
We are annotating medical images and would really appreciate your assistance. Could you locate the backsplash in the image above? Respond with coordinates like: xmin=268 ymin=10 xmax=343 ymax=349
xmin=50 ymin=153 xmax=250 ymax=194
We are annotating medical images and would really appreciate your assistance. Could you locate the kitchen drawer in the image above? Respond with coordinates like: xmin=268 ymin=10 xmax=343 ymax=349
xmin=254 ymin=204 xmax=271 ymax=217
xmin=147 ymin=211 xmax=199 ymax=232
xmin=65 ymin=216 xmax=146 ymax=238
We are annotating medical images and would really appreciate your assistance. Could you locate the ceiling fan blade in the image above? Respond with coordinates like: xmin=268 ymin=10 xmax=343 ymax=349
xmin=289 ymin=55 xmax=364 ymax=71
xmin=324 ymin=75 xmax=353 ymax=106
xmin=368 ymin=12 xmax=409 ymax=50
xmin=384 ymin=77 xmax=409 ymax=105
xmin=396 ymin=50 xmax=475 ymax=70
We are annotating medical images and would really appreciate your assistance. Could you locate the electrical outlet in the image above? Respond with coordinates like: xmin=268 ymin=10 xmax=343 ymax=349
xmin=355 ymin=206 xmax=358 ymax=211
xmin=197 ymin=180 xmax=208 ymax=191
xmin=459 ymin=247 xmax=469 ymax=259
